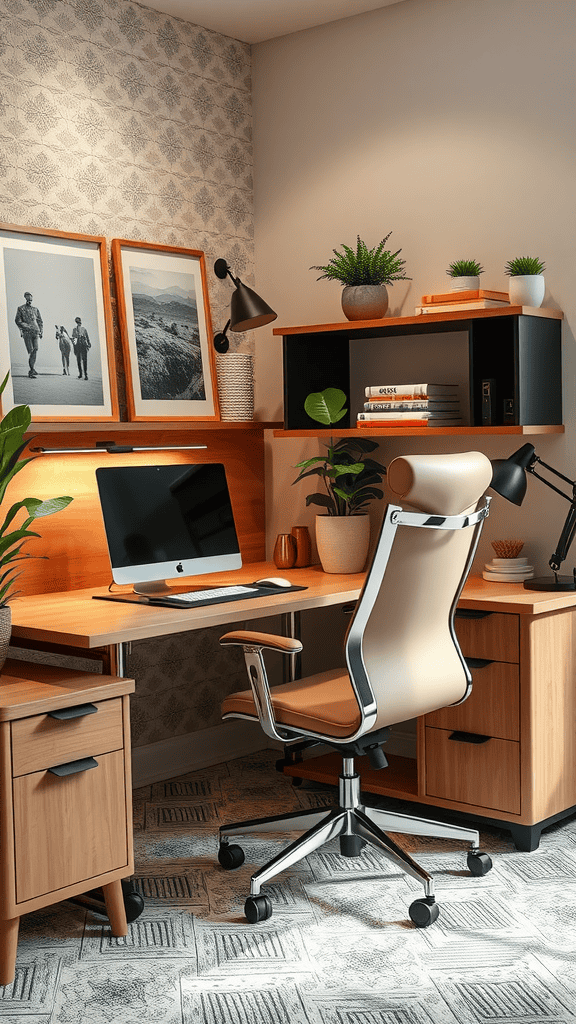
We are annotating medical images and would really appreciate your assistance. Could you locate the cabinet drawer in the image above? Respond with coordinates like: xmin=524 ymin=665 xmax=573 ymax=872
xmin=13 ymin=748 xmax=128 ymax=904
xmin=425 ymin=726 xmax=520 ymax=813
xmin=455 ymin=610 xmax=519 ymax=663
xmin=425 ymin=661 xmax=519 ymax=740
xmin=11 ymin=698 xmax=123 ymax=776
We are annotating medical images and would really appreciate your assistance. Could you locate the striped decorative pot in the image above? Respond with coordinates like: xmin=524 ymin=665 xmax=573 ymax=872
xmin=0 ymin=605 xmax=11 ymax=673
xmin=216 ymin=353 xmax=254 ymax=422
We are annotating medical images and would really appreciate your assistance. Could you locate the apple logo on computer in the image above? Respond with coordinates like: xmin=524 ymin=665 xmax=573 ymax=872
xmin=176 ymin=563 xmax=184 ymax=573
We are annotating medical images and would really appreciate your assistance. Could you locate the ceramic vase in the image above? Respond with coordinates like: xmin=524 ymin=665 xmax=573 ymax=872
xmin=216 ymin=352 xmax=254 ymax=421
xmin=508 ymin=275 xmax=545 ymax=308
xmin=273 ymin=533 xmax=297 ymax=569
xmin=449 ymin=275 xmax=479 ymax=292
xmin=315 ymin=515 xmax=370 ymax=574
xmin=291 ymin=526 xmax=312 ymax=567
xmin=0 ymin=605 xmax=11 ymax=672
xmin=341 ymin=285 xmax=388 ymax=321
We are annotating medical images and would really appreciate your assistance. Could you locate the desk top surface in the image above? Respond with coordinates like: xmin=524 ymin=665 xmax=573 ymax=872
xmin=9 ymin=563 xmax=576 ymax=650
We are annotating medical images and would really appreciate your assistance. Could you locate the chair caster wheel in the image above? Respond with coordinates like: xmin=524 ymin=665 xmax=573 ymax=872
xmin=122 ymin=890 xmax=145 ymax=923
xmin=244 ymin=895 xmax=273 ymax=923
xmin=218 ymin=843 xmax=245 ymax=870
xmin=467 ymin=851 xmax=493 ymax=876
xmin=409 ymin=897 xmax=439 ymax=928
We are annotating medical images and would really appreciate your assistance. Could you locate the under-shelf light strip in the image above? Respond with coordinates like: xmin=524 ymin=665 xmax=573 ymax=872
xmin=30 ymin=444 xmax=208 ymax=454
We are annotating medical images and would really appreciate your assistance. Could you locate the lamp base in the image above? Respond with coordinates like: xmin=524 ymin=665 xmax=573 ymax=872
xmin=524 ymin=575 xmax=576 ymax=591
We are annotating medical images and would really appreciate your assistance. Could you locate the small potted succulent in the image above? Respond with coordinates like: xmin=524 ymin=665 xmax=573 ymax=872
xmin=0 ymin=372 xmax=72 ymax=667
xmin=505 ymin=256 xmax=546 ymax=308
xmin=311 ymin=233 xmax=411 ymax=321
xmin=446 ymin=259 xmax=484 ymax=292
xmin=293 ymin=388 xmax=386 ymax=573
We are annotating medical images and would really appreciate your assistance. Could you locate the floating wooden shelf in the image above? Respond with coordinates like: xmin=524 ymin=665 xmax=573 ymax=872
xmin=24 ymin=420 xmax=282 ymax=436
xmin=274 ymin=424 xmax=565 ymax=439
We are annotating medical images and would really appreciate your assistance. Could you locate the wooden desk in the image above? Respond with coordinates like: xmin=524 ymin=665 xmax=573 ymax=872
xmin=10 ymin=569 xmax=576 ymax=851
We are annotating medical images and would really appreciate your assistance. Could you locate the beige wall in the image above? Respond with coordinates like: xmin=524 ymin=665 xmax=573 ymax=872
xmin=253 ymin=0 xmax=576 ymax=578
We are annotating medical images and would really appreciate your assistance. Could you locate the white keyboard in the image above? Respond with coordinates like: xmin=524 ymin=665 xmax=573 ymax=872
xmin=163 ymin=585 xmax=258 ymax=606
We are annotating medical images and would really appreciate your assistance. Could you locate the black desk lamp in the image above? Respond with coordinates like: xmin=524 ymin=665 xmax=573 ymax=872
xmin=490 ymin=443 xmax=576 ymax=591
xmin=213 ymin=258 xmax=277 ymax=352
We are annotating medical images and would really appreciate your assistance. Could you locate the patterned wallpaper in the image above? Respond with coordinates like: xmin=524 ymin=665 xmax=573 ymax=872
xmin=0 ymin=0 xmax=255 ymax=360
xmin=0 ymin=0 xmax=256 ymax=746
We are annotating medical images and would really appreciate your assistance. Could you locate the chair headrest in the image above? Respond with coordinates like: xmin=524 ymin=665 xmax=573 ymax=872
xmin=387 ymin=451 xmax=492 ymax=516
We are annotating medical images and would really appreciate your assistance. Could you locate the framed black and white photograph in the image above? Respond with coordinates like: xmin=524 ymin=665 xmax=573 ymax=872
xmin=0 ymin=224 xmax=119 ymax=421
xmin=112 ymin=239 xmax=219 ymax=421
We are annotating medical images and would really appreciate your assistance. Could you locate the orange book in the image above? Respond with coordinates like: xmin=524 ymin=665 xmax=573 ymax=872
xmin=356 ymin=419 xmax=428 ymax=428
xmin=421 ymin=288 xmax=509 ymax=304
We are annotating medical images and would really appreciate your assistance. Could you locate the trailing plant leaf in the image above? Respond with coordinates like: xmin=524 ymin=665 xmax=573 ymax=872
xmin=0 ymin=375 xmax=73 ymax=605
xmin=311 ymin=234 xmax=411 ymax=286
xmin=504 ymin=256 xmax=546 ymax=276
xmin=446 ymin=259 xmax=484 ymax=277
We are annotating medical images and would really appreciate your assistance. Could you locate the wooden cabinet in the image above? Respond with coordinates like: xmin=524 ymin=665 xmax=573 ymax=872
xmin=273 ymin=307 xmax=563 ymax=435
xmin=284 ymin=581 xmax=576 ymax=854
xmin=0 ymin=662 xmax=135 ymax=985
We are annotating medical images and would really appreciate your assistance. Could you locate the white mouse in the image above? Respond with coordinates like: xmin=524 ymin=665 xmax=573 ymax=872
xmin=254 ymin=577 xmax=292 ymax=589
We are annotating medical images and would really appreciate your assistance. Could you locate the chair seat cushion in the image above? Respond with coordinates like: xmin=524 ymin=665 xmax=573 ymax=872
xmin=221 ymin=668 xmax=361 ymax=738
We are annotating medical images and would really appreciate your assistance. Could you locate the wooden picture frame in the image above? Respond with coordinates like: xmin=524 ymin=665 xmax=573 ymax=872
xmin=0 ymin=223 xmax=119 ymax=421
xmin=112 ymin=239 xmax=220 ymax=421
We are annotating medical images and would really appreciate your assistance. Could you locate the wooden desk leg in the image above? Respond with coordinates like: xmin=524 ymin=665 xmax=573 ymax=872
xmin=0 ymin=916 xmax=19 ymax=987
xmin=101 ymin=881 xmax=128 ymax=936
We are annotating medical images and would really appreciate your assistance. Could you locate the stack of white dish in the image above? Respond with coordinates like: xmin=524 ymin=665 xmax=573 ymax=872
xmin=483 ymin=556 xmax=534 ymax=583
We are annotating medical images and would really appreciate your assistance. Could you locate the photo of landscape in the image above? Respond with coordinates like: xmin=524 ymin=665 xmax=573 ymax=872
xmin=128 ymin=266 xmax=206 ymax=402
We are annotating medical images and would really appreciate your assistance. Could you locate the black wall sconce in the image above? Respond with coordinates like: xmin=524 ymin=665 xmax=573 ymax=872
xmin=213 ymin=258 xmax=277 ymax=352
xmin=490 ymin=443 xmax=576 ymax=591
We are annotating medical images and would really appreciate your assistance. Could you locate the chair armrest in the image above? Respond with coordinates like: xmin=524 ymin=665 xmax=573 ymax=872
xmin=220 ymin=630 xmax=303 ymax=654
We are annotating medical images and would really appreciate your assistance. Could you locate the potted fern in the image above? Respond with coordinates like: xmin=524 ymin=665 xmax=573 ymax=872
xmin=293 ymin=389 xmax=386 ymax=573
xmin=311 ymin=233 xmax=410 ymax=321
xmin=446 ymin=258 xmax=484 ymax=292
xmin=0 ymin=372 xmax=72 ymax=667
xmin=505 ymin=256 xmax=546 ymax=308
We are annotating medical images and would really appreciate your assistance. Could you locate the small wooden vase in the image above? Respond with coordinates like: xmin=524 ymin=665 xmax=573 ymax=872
xmin=273 ymin=533 xmax=297 ymax=569
xmin=291 ymin=526 xmax=312 ymax=567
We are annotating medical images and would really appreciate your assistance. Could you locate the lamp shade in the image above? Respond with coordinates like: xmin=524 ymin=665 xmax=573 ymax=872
xmin=489 ymin=443 xmax=536 ymax=506
xmin=230 ymin=280 xmax=277 ymax=333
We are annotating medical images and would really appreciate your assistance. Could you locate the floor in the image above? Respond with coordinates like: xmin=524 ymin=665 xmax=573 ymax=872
xmin=4 ymin=748 xmax=576 ymax=1022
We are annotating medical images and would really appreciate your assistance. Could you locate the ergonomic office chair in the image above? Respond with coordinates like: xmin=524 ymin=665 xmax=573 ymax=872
xmin=217 ymin=451 xmax=494 ymax=927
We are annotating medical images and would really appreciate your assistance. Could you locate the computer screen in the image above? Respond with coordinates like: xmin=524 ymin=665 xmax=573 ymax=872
xmin=96 ymin=462 xmax=242 ymax=594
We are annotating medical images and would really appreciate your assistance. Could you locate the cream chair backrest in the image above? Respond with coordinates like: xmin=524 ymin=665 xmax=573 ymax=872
xmin=346 ymin=451 xmax=492 ymax=731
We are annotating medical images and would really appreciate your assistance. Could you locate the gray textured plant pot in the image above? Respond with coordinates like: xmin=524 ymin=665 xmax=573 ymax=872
xmin=0 ymin=605 xmax=11 ymax=672
xmin=508 ymin=275 xmax=545 ymax=308
xmin=341 ymin=285 xmax=388 ymax=321
xmin=449 ymin=275 xmax=479 ymax=292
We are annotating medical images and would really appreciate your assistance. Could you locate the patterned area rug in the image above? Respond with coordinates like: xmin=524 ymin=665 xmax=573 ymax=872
xmin=4 ymin=749 xmax=576 ymax=1022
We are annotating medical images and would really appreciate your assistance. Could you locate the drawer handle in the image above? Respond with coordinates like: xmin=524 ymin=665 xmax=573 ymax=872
xmin=48 ymin=756 xmax=99 ymax=777
xmin=48 ymin=703 xmax=98 ymax=720
xmin=456 ymin=609 xmax=493 ymax=620
xmin=449 ymin=731 xmax=491 ymax=744
xmin=465 ymin=657 xmax=494 ymax=670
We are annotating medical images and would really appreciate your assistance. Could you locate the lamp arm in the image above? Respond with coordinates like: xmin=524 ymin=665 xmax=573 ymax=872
xmin=548 ymin=500 xmax=576 ymax=573
xmin=529 ymin=466 xmax=574 ymax=503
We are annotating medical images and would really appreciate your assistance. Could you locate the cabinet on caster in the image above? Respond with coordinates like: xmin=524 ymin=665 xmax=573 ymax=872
xmin=0 ymin=660 xmax=136 ymax=986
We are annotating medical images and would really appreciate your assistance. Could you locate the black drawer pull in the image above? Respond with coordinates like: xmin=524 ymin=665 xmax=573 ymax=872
xmin=456 ymin=609 xmax=493 ymax=620
xmin=48 ymin=756 xmax=99 ymax=777
xmin=48 ymin=703 xmax=98 ymax=720
xmin=465 ymin=657 xmax=494 ymax=670
xmin=449 ymin=731 xmax=491 ymax=744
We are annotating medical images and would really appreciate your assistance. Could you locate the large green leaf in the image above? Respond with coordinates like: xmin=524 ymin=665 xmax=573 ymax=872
xmin=304 ymin=388 xmax=347 ymax=426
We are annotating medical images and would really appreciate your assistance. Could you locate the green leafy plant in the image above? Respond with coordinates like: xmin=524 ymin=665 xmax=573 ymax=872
xmin=504 ymin=256 xmax=546 ymax=276
xmin=446 ymin=259 xmax=484 ymax=278
xmin=311 ymin=233 xmax=411 ymax=287
xmin=0 ymin=372 xmax=73 ymax=605
xmin=293 ymin=388 xmax=386 ymax=516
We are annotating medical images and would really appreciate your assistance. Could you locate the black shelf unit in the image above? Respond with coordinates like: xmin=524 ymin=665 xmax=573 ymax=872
xmin=280 ymin=311 xmax=562 ymax=431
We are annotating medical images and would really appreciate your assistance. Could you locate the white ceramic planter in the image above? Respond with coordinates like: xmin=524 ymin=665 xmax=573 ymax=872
xmin=341 ymin=285 xmax=388 ymax=321
xmin=508 ymin=275 xmax=545 ymax=308
xmin=315 ymin=514 xmax=370 ymax=574
xmin=449 ymin=275 xmax=479 ymax=292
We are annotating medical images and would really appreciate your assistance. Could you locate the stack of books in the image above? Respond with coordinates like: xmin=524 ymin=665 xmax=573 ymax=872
xmin=358 ymin=383 xmax=462 ymax=428
xmin=414 ymin=289 xmax=509 ymax=315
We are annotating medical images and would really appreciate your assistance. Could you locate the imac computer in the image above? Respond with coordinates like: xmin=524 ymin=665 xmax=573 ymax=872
xmin=96 ymin=462 xmax=242 ymax=597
